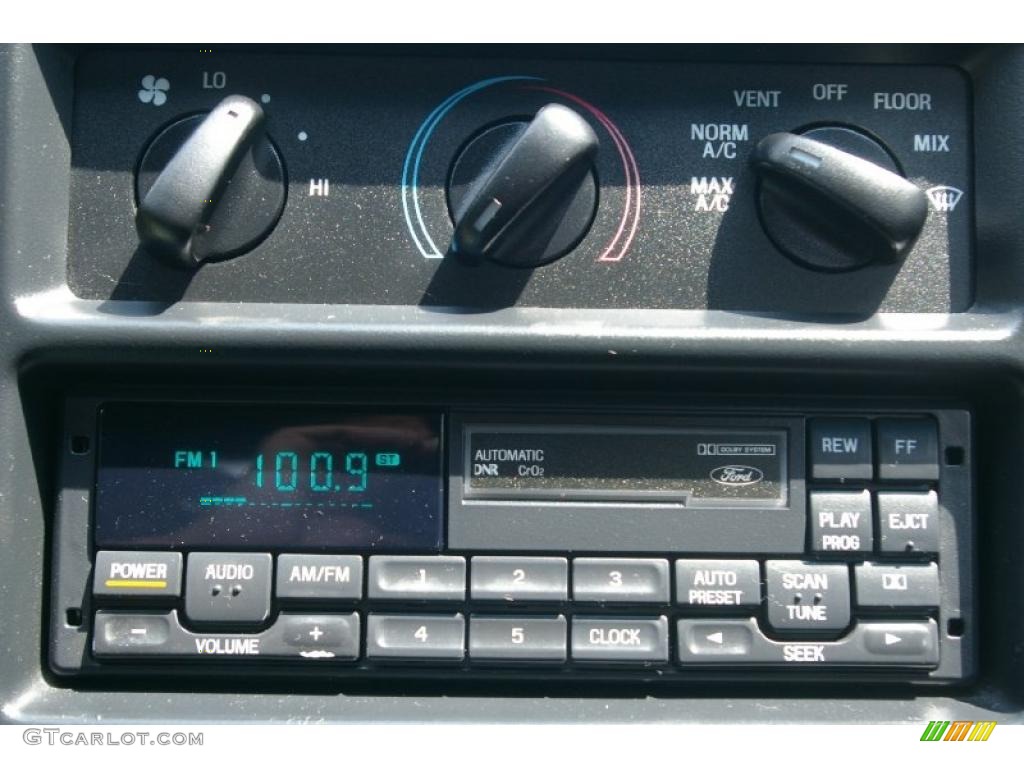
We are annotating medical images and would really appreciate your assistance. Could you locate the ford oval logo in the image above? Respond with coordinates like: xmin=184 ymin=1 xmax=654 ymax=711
xmin=710 ymin=465 xmax=764 ymax=486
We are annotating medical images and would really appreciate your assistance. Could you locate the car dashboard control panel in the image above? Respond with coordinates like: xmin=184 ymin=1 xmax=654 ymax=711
xmin=66 ymin=51 xmax=972 ymax=315
xmin=50 ymin=398 xmax=974 ymax=684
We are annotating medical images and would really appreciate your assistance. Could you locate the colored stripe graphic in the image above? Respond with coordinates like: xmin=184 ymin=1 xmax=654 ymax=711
xmin=920 ymin=720 xmax=996 ymax=742
xmin=944 ymin=721 xmax=974 ymax=741
xmin=104 ymin=580 xmax=168 ymax=589
xmin=968 ymin=721 xmax=997 ymax=741
xmin=401 ymin=76 xmax=542 ymax=258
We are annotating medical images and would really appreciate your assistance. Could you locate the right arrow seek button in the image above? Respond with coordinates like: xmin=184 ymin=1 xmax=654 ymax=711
xmin=862 ymin=622 xmax=935 ymax=656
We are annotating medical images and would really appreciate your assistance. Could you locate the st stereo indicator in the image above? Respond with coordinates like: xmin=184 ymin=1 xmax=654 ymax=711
xmin=463 ymin=424 xmax=787 ymax=505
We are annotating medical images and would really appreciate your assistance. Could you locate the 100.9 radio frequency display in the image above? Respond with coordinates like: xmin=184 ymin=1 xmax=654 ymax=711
xmin=94 ymin=404 xmax=443 ymax=550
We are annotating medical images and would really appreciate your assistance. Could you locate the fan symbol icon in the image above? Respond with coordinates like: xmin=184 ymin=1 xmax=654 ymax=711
xmin=137 ymin=75 xmax=170 ymax=106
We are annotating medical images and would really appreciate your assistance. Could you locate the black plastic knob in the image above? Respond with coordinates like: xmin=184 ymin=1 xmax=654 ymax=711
xmin=751 ymin=127 xmax=928 ymax=271
xmin=447 ymin=103 xmax=599 ymax=268
xmin=135 ymin=95 xmax=286 ymax=268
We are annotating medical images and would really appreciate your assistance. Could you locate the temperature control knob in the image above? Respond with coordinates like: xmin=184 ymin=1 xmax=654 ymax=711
xmin=751 ymin=127 xmax=928 ymax=271
xmin=447 ymin=103 xmax=599 ymax=268
xmin=135 ymin=95 xmax=286 ymax=268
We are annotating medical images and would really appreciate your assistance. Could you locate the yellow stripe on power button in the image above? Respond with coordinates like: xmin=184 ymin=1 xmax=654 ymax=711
xmin=104 ymin=579 xmax=168 ymax=589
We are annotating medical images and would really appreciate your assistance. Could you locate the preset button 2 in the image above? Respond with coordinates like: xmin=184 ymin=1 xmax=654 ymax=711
xmin=470 ymin=556 xmax=568 ymax=601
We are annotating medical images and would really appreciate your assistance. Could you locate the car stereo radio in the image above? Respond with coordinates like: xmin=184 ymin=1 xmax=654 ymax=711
xmin=50 ymin=396 xmax=974 ymax=684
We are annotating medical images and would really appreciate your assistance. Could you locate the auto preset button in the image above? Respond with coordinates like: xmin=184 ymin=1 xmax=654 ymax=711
xmin=573 ymin=558 xmax=670 ymax=603
xmin=675 ymin=559 xmax=761 ymax=607
xmin=184 ymin=552 xmax=272 ymax=625
xmin=93 ymin=551 xmax=182 ymax=598
xmin=367 ymin=556 xmax=466 ymax=600
xmin=765 ymin=561 xmax=850 ymax=633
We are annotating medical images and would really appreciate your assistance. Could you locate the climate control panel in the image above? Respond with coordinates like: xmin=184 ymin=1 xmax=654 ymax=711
xmin=66 ymin=52 xmax=972 ymax=314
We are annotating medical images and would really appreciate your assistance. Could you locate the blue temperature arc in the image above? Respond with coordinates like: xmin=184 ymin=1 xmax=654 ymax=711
xmin=401 ymin=75 xmax=543 ymax=258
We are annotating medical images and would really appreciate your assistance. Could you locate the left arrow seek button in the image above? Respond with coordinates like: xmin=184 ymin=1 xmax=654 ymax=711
xmin=93 ymin=551 xmax=183 ymax=597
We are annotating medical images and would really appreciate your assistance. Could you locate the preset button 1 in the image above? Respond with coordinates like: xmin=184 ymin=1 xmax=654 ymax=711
xmin=368 ymin=556 xmax=466 ymax=600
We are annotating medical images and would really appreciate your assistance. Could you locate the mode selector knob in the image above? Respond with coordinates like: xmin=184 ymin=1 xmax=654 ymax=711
xmin=447 ymin=103 xmax=599 ymax=268
xmin=135 ymin=94 xmax=286 ymax=268
xmin=751 ymin=127 xmax=928 ymax=271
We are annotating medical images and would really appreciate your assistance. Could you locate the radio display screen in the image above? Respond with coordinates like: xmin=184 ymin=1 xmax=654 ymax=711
xmin=94 ymin=404 xmax=444 ymax=550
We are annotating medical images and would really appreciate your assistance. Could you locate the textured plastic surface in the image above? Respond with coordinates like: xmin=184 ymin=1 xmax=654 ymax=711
xmin=1 ymin=43 xmax=1023 ymax=725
